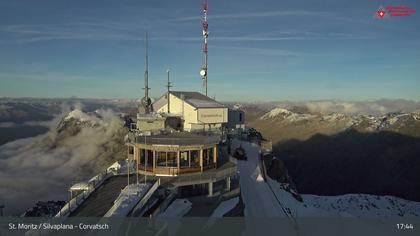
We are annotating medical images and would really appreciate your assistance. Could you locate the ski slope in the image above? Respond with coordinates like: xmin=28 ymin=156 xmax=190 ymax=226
xmin=232 ymin=139 xmax=287 ymax=217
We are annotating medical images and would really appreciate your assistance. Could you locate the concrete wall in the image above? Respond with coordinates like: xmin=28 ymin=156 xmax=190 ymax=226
xmin=137 ymin=118 xmax=165 ymax=132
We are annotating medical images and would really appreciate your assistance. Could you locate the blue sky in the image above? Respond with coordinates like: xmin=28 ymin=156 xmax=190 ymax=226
xmin=0 ymin=0 xmax=419 ymax=101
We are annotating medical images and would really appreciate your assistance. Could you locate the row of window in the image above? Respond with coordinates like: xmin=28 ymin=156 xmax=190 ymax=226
xmin=137 ymin=148 xmax=214 ymax=168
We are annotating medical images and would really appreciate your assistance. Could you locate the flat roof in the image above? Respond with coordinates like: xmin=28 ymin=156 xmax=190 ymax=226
xmin=170 ymin=91 xmax=227 ymax=108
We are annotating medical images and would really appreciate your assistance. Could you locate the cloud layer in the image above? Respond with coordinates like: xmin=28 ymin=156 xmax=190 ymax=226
xmin=0 ymin=105 xmax=126 ymax=216
xmin=274 ymin=99 xmax=420 ymax=116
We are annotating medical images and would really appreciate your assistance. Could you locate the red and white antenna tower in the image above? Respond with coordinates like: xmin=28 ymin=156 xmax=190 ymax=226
xmin=199 ymin=0 xmax=209 ymax=96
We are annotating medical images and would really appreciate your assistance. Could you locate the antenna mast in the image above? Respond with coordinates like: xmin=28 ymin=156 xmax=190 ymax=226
xmin=166 ymin=69 xmax=172 ymax=113
xmin=200 ymin=0 xmax=209 ymax=96
xmin=144 ymin=32 xmax=150 ymax=100
xmin=139 ymin=32 xmax=152 ymax=114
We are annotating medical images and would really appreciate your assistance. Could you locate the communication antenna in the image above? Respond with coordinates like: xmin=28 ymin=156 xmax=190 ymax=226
xmin=144 ymin=32 xmax=150 ymax=100
xmin=139 ymin=32 xmax=152 ymax=114
xmin=166 ymin=69 xmax=172 ymax=113
xmin=200 ymin=0 xmax=209 ymax=96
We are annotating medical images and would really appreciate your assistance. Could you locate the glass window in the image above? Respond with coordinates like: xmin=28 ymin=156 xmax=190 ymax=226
xmin=208 ymin=148 xmax=214 ymax=165
xmin=190 ymin=150 xmax=199 ymax=167
xmin=203 ymin=148 xmax=213 ymax=165
xmin=180 ymin=151 xmax=189 ymax=167
xmin=167 ymin=152 xmax=177 ymax=167
xmin=146 ymin=150 xmax=153 ymax=166
xmin=140 ymin=149 xmax=146 ymax=164
xmin=156 ymin=151 xmax=167 ymax=167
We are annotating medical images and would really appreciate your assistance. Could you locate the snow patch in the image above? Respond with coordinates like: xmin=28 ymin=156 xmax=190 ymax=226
xmin=104 ymin=183 xmax=150 ymax=217
xmin=260 ymin=107 xmax=316 ymax=122
xmin=211 ymin=197 xmax=239 ymax=217
xmin=261 ymin=108 xmax=292 ymax=119
xmin=158 ymin=199 xmax=192 ymax=217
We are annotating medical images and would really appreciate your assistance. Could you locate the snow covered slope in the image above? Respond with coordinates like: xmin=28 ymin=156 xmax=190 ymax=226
xmin=234 ymin=139 xmax=420 ymax=218
xmin=232 ymin=139 xmax=287 ymax=217
xmin=268 ymin=179 xmax=420 ymax=217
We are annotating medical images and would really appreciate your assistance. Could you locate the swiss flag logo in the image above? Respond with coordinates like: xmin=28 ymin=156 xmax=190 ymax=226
xmin=377 ymin=10 xmax=386 ymax=18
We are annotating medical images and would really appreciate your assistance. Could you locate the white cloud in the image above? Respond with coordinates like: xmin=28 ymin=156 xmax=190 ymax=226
xmin=289 ymin=100 xmax=420 ymax=115
xmin=0 ymin=105 xmax=126 ymax=215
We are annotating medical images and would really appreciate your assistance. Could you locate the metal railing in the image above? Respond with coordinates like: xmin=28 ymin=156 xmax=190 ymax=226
xmin=172 ymin=164 xmax=237 ymax=186
xmin=127 ymin=132 xmax=221 ymax=146
xmin=55 ymin=161 xmax=122 ymax=217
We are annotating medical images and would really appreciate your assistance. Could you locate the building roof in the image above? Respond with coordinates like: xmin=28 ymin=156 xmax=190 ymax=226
xmin=169 ymin=91 xmax=226 ymax=108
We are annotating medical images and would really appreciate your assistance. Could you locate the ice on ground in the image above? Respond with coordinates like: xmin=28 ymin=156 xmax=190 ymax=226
xmin=232 ymin=139 xmax=286 ymax=217
xmin=158 ymin=199 xmax=192 ymax=217
xmin=104 ymin=183 xmax=150 ymax=217
xmin=211 ymin=197 xmax=239 ymax=217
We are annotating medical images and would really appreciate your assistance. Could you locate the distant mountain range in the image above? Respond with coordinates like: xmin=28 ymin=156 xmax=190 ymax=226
xmin=247 ymin=106 xmax=420 ymax=202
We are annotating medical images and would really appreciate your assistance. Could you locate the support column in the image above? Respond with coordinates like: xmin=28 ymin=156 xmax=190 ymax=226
xmin=226 ymin=176 xmax=231 ymax=191
xmin=177 ymin=149 xmax=180 ymax=175
xmin=200 ymin=146 xmax=204 ymax=172
xmin=213 ymin=144 xmax=217 ymax=168
xmin=138 ymin=147 xmax=141 ymax=165
xmin=188 ymin=150 xmax=191 ymax=167
xmin=208 ymin=182 xmax=213 ymax=197
xmin=136 ymin=147 xmax=139 ymax=184
xmin=153 ymin=149 xmax=156 ymax=173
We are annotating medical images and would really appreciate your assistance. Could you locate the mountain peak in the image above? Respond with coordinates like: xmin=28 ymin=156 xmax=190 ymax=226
xmin=260 ymin=108 xmax=293 ymax=119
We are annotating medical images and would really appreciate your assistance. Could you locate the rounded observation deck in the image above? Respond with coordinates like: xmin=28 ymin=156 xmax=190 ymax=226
xmin=127 ymin=132 xmax=222 ymax=176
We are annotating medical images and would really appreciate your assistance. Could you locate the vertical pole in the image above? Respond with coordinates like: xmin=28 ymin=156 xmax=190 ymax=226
xmin=208 ymin=182 xmax=213 ymax=197
xmin=153 ymin=149 xmax=156 ymax=173
xmin=145 ymin=148 xmax=148 ymax=184
xmin=127 ymin=160 xmax=130 ymax=192
xmin=226 ymin=177 xmax=231 ymax=191
xmin=201 ymin=0 xmax=209 ymax=96
xmin=127 ymin=147 xmax=130 ymax=189
xmin=200 ymin=146 xmax=204 ymax=172
xmin=188 ymin=150 xmax=191 ymax=167
xmin=177 ymin=149 xmax=180 ymax=175
xmin=136 ymin=147 xmax=139 ymax=185
xmin=166 ymin=69 xmax=171 ymax=113
xmin=213 ymin=144 xmax=217 ymax=168
xmin=165 ymin=152 xmax=168 ymax=167
xmin=144 ymin=32 xmax=150 ymax=101
xmin=68 ymin=191 xmax=71 ymax=213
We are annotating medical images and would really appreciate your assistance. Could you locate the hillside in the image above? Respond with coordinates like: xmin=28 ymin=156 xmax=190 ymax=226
xmin=247 ymin=106 xmax=420 ymax=201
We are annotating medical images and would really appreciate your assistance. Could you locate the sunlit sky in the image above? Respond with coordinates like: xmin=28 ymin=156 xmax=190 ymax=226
xmin=0 ymin=0 xmax=419 ymax=101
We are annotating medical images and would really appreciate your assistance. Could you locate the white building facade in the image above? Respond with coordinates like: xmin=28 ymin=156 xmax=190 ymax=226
xmin=153 ymin=91 xmax=228 ymax=131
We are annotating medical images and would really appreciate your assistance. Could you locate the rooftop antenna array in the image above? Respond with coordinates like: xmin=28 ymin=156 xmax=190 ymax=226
xmin=200 ymin=0 xmax=209 ymax=96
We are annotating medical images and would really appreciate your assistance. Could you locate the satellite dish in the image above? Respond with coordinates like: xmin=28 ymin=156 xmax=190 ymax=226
xmin=200 ymin=69 xmax=206 ymax=77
